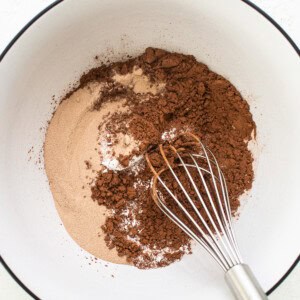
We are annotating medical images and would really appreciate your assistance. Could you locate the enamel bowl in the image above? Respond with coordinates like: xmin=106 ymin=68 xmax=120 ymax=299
xmin=0 ymin=0 xmax=299 ymax=299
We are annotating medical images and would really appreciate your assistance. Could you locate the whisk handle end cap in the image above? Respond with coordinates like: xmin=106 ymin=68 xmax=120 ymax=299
xmin=225 ymin=264 xmax=268 ymax=300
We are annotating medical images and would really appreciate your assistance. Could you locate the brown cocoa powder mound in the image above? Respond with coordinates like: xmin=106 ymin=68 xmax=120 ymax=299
xmin=91 ymin=168 xmax=191 ymax=268
xmin=87 ymin=47 xmax=256 ymax=269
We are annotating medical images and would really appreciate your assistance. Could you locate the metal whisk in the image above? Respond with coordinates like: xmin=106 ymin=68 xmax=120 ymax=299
xmin=145 ymin=133 xmax=267 ymax=300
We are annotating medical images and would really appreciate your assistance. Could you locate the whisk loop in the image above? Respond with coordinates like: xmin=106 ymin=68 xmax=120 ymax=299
xmin=145 ymin=133 xmax=267 ymax=300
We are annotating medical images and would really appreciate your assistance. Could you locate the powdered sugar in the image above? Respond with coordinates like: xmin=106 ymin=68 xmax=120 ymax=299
xmin=99 ymin=130 xmax=141 ymax=171
xmin=161 ymin=127 xmax=193 ymax=142
xmin=161 ymin=128 xmax=177 ymax=141
xmin=118 ymin=179 xmax=190 ymax=268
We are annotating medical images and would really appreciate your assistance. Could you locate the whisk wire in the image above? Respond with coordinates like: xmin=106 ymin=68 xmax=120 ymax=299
xmin=156 ymin=146 xmax=231 ymax=269
xmin=191 ymin=152 xmax=242 ymax=263
xmin=153 ymin=184 xmax=227 ymax=271
xmin=173 ymin=149 xmax=235 ymax=268
xmin=206 ymin=147 xmax=243 ymax=263
xmin=195 ymin=142 xmax=241 ymax=265
xmin=189 ymin=152 xmax=238 ymax=267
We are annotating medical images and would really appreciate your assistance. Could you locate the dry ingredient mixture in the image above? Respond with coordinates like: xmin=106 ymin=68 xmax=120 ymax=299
xmin=45 ymin=47 xmax=255 ymax=269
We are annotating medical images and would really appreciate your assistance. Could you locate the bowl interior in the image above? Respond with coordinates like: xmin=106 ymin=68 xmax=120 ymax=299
xmin=0 ymin=0 xmax=300 ymax=299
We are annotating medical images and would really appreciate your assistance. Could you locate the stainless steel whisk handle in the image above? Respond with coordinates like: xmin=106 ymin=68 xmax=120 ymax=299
xmin=225 ymin=264 xmax=268 ymax=300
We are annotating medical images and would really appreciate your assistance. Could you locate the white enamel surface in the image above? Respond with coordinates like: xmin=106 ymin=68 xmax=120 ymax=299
xmin=0 ymin=0 xmax=299 ymax=299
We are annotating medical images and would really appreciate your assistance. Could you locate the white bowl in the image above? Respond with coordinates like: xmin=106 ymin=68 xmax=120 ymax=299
xmin=0 ymin=0 xmax=299 ymax=299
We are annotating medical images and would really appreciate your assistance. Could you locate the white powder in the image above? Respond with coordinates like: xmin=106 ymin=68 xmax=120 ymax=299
xmin=161 ymin=127 xmax=193 ymax=142
xmin=161 ymin=127 xmax=178 ymax=141
xmin=118 ymin=178 xmax=190 ymax=268
xmin=98 ymin=130 xmax=143 ymax=171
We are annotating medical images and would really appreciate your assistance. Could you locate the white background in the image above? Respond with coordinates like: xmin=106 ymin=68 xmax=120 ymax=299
xmin=0 ymin=0 xmax=299 ymax=299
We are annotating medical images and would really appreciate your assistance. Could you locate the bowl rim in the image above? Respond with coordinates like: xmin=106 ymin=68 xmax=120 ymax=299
xmin=0 ymin=0 xmax=299 ymax=299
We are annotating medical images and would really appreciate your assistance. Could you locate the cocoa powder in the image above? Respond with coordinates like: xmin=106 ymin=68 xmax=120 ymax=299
xmin=84 ymin=48 xmax=256 ymax=268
